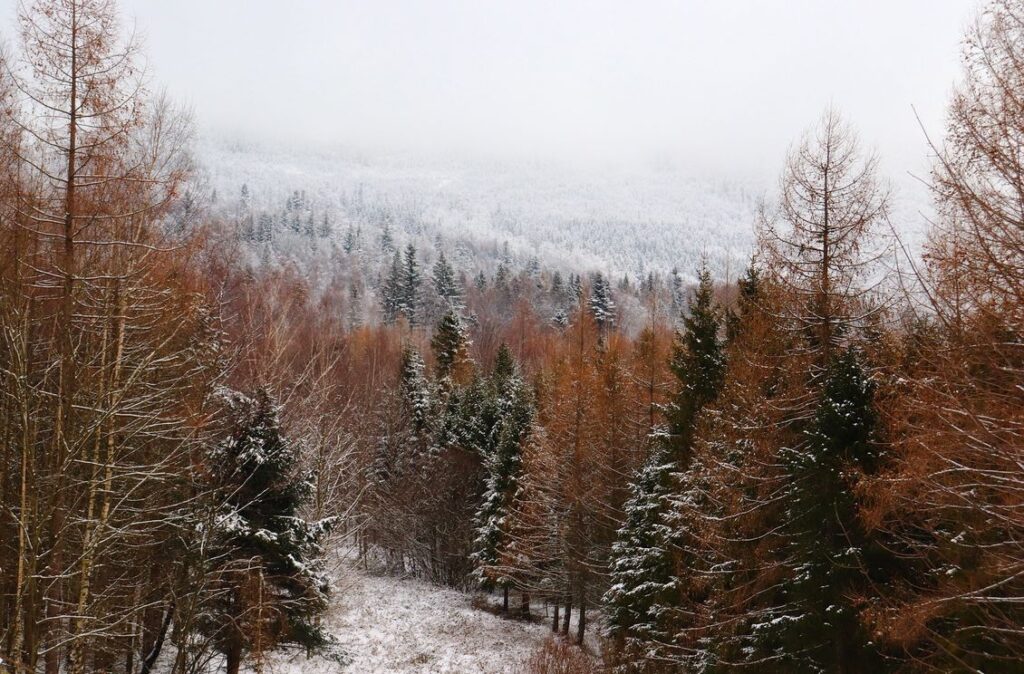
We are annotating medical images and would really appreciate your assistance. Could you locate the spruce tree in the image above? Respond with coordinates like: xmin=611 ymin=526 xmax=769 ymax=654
xmin=589 ymin=272 xmax=616 ymax=331
xmin=401 ymin=243 xmax=422 ymax=325
xmin=381 ymin=251 xmax=403 ymax=324
xmin=604 ymin=445 xmax=680 ymax=670
xmin=751 ymin=348 xmax=884 ymax=672
xmin=399 ymin=347 xmax=431 ymax=439
xmin=725 ymin=264 xmax=761 ymax=343
xmin=431 ymin=309 xmax=471 ymax=384
xmin=668 ymin=263 xmax=725 ymax=461
xmin=432 ymin=251 xmax=462 ymax=309
xmin=380 ymin=223 xmax=394 ymax=252
xmin=471 ymin=345 xmax=534 ymax=598
xmin=343 ymin=224 xmax=357 ymax=253
xmin=203 ymin=389 xmax=332 ymax=674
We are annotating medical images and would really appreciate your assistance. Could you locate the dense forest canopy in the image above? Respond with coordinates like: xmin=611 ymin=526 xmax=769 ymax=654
xmin=0 ymin=0 xmax=1022 ymax=673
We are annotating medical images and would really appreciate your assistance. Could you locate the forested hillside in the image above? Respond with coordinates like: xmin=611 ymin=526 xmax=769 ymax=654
xmin=1 ymin=1 xmax=1023 ymax=673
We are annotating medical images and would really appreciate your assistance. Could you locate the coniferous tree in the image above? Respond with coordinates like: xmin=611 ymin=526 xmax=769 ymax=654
xmin=471 ymin=345 xmax=534 ymax=604
xmin=380 ymin=223 xmax=394 ymax=252
xmin=668 ymin=263 xmax=725 ymax=461
xmin=589 ymin=272 xmax=616 ymax=331
xmin=432 ymin=251 xmax=462 ymax=309
xmin=202 ymin=389 xmax=332 ymax=674
xmin=751 ymin=348 xmax=884 ymax=672
xmin=725 ymin=264 xmax=761 ymax=343
xmin=381 ymin=251 xmax=404 ymax=324
xmin=401 ymin=243 xmax=422 ymax=325
xmin=399 ymin=348 xmax=432 ymax=439
xmin=604 ymin=445 xmax=679 ymax=671
xmin=431 ymin=309 xmax=471 ymax=384
xmin=343 ymin=225 xmax=357 ymax=253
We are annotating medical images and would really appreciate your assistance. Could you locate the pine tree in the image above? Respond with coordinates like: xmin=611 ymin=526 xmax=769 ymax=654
xmin=750 ymin=348 xmax=884 ymax=672
xmin=668 ymin=263 xmax=725 ymax=461
xmin=589 ymin=272 xmax=616 ymax=331
xmin=431 ymin=309 xmax=471 ymax=384
xmin=604 ymin=445 xmax=679 ymax=670
xmin=203 ymin=389 xmax=333 ymax=674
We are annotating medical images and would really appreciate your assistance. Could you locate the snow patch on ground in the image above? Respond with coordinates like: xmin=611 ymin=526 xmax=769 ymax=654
xmin=257 ymin=564 xmax=551 ymax=673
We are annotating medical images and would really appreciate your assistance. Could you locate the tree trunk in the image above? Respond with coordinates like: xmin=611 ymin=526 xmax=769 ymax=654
xmin=225 ymin=640 xmax=242 ymax=674
xmin=561 ymin=594 xmax=572 ymax=635
xmin=139 ymin=602 xmax=173 ymax=674
xmin=521 ymin=592 xmax=530 ymax=617
xmin=502 ymin=586 xmax=509 ymax=613
xmin=576 ymin=587 xmax=586 ymax=645
xmin=551 ymin=602 xmax=560 ymax=632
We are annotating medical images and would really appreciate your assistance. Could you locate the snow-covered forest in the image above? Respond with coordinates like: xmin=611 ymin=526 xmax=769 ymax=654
xmin=2 ymin=0 xmax=1024 ymax=673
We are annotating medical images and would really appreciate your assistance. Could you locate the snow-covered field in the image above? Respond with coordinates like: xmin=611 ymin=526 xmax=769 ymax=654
xmin=257 ymin=563 xmax=553 ymax=673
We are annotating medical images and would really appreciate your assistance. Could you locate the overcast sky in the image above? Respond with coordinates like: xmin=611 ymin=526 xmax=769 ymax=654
xmin=1 ymin=1 xmax=977 ymax=177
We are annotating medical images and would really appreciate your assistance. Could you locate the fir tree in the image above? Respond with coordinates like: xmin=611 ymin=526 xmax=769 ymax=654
xmin=471 ymin=345 xmax=534 ymax=597
xmin=203 ymin=389 xmax=333 ymax=674
xmin=401 ymin=243 xmax=422 ymax=325
xmin=343 ymin=224 xmax=357 ymax=253
xmin=381 ymin=251 xmax=404 ymax=325
xmin=604 ymin=445 xmax=679 ymax=670
xmin=589 ymin=272 xmax=616 ymax=331
xmin=551 ymin=271 xmax=565 ymax=297
xmin=670 ymin=267 xmax=684 ymax=315
xmin=380 ymin=222 xmax=394 ymax=252
xmin=749 ymin=348 xmax=884 ymax=672
xmin=432 ymin=251 xmax=462 ymax=309
xmin=431 ymin=309 xmax=471 ymax=384
xmin=725 ymin=264 xmax=761 ymax=343
xmin=398 ymin=348 xmax=432 ymax=443
xmin=668 ymin=262 xmax=725 ymax=461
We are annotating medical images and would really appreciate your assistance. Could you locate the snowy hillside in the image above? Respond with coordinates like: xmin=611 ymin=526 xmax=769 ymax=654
xmin=196 ymin=135 xmax=763 ymax=280
xmin=253 ymin=559 xmax=565 ymax=674
xmin=196 ymin=135 xmax=932 ymax=282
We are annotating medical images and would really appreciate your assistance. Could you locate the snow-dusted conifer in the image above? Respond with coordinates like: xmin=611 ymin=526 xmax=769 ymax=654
xmin=432 ymin=251 xmax=462 ymax=309
xmin=668 ymin=262 xmax=725 ymax=460
xmin=589 ymin=272 xmax=616 ymax=331
xmin=750 ymin=348 xmax=883 ymax=670
xmin=203 ymin=388 xmax=332 ymax=674
xmin=431 ymin=309 xmax=471 ymax=384
xmin=401 ymin=243 xmax=422 ymax=325
xmin=471 ymin=345 xmax=534 ymax=596
xmin=604 ymin=445 xmax=679 ymax=669
xmin=381 ymin=250 xmax=404 ymax=324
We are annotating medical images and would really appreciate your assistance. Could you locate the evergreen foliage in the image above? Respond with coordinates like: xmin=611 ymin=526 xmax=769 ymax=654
xmin=668 ymin=263 xmax=726 ymax=461
xmin=589 ymin=272 xmax=616 ymax=330
xmin=471 ymin=345 xmax=534 ymax=592
xmin=744 ymin=348 xmax=884 ymax=671
xmin=604 ymin=446 xmax=680 ymax=671
xmin=431 ymin=309 xmax=471 ymax=384
xmin=203 ymin=389 xmax=333 ymax=667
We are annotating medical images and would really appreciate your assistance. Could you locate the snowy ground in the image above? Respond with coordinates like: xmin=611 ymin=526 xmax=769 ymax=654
xmin=257 ymin=562 xmax=555 ymax=673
